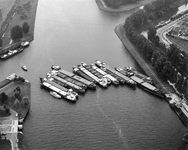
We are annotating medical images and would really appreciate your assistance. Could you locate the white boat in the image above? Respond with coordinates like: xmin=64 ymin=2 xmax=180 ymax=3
xmin=21 ymin=41 xmax=30 ymax=47
xmin=21 ymin=65 xmax=27 ymax=71
xmin=50 ymin=91 xmax=61 ymax=99
xmin=51 ymin=65 xmax=61 ymax=70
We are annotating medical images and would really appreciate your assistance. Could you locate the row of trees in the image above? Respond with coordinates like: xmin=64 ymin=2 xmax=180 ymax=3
xmin=123 ymin=0 xmax=188 ymax=98
xmin=0 ymin=22 xmax=30 ymax=47
xmin=11 ymin=22 xmax=30 ymax=42
xmin=103 ymin=0 xmax=141 ymax=8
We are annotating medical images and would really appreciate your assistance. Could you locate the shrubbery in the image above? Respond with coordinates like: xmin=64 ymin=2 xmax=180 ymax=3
xmin=123 ymin=0 xmax=188 ymax=98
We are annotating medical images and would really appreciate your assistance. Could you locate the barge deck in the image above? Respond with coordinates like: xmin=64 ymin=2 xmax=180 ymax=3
xmin=53 ymin=74 xmax=85 ymax=94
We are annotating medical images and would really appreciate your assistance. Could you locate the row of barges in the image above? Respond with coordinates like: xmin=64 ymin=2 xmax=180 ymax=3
xmin=40 ymin=60 xmax=164 ymax=102
xmin=0 ymin=41 xmax=30 ymax=59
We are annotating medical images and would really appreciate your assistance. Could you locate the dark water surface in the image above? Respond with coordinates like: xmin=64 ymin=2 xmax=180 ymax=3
xmin=0 ymin=0 xmax=186 ymax=150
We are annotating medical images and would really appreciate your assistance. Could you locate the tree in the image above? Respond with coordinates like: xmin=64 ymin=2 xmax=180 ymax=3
xmin=148 ymin=26 xmax=159 ymax=45
xmin=5 ymin=108 xmax=10 ymax=114
xmin=22 ymin=22 xmax=30 ymax=34
xmin=11 ymin=25 xmax=23 ymax=41
xmin=14 ymin=86 xmax=21 ymax=101
xmin=0 ymin=92 xmax=8 ymax=104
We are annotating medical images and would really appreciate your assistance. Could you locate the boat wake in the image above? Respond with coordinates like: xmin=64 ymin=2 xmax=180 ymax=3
xmin=96 ymin=94 xmax=129 ymax=150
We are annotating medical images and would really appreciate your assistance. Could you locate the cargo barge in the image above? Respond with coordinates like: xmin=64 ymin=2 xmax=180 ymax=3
xmin=81 ymin=62 xmax=111 ymax=84
xmin=125 ymin=66 xmax=153 ymax=84
xmin=114 ymin=67 xmax=137 ymax=87
xmin=91 ymin=64 xmax=119 ymax=85
xmin=95 ymin=60 xmax=136 ymax=87
xmin=77 ymin=65 xmax=108 ymax=88
xmin=46 ymin=77 xmax=79 ymax=98
xmin=58 ymin=69 xmax=88 ymax=89
xmin=48 ymin=73 xmax=85 ymax=94
xmin=51 ymin=69 xmax=87 ymax=90
xmin=40 ymin=77 xmax=77 ymax=101
xmin=95 ymin=61 xmax=124 ymax=84
xmin=73 ymin=66 xmax=96 ymax=83
xmin=51 ymin=67 xmax=96 ymax=90
xmin=115 ymin=67 xmax=164 ymax=98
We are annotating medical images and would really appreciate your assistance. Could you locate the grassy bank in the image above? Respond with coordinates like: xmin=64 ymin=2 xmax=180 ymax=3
xmin=95 ymin=0 xmax=156 ymax=12
xmin=114 ymin=23 xmax=175 ymax=94
xmin=0 ymin=76 xmax=31 ymax=120
xmin=115 ymin=22 xmax=188 ymax=149
xmin=0 ymin=0 xmax=38 ymax=54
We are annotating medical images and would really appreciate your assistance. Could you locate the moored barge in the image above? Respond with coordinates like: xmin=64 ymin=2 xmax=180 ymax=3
xmin=0 ymin=47 xmax=24 ymax=59
xmin=114 ymin=67 xmax=137 ymax=87
xmin=115 ymin=67 xmax=163 ymax=98
xmin=125 ymin=66 xmax=153 ymax=84
xmin=95 ymin=60 xmax=129 ymax=85
xmin=45 ymin=77 xmax=79 ymax=98
xmin=57 ymin=69 xmax=87 ymax=89
xmin=49 ymin=73 xmax=85 ymax=94
xmin=95 ymin=60 xmax=125 ymax=84
xmin=77 ymin=65 xmax=108 ymax=88
xmin=81 ymin=62 xmax=111 ymax=85
xmin=91 ymin=64 xmax=119 ymax=85
xmin=73 ymin=66 xmax=96 ymax=83
xmin=40 ymin=77 xmax=77 ymax=101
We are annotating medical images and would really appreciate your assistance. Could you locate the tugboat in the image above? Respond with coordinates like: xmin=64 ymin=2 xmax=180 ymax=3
xmin=21 ymin=65 xmax=28 ymax=71
xmin=50 ymin=91 xmax=61 ymax=99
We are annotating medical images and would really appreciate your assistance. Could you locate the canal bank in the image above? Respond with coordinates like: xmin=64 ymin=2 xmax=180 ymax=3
xmin=115 ymin=23 xmax=188 ymax=149
xmin=95 ymin=0 xmax=156 ymax=12
xmin=0 ymin=0 xmax=38 ymax=55
xmin=0 ymin=74 xmax=31 ymax=150
xmin=0 ymin=0 xmax=185 ymax=149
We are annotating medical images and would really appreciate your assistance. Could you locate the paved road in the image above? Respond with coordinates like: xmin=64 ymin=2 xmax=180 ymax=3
xmin=157 ymin=13 xmax=188 ymax=47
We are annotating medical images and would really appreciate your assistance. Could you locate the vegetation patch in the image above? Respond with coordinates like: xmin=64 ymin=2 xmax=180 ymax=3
xmin=0 ymin=138 xmax=11 ymax=150
xmin=123 ymin=0 xmax=188 ymax=99
xmin=0 ymin=0 xmax=38 ymax=52
xmin=103 ymin=0 xmax=141 ymax=8
xmin=0 ymin=75 xmax=30 ymax=119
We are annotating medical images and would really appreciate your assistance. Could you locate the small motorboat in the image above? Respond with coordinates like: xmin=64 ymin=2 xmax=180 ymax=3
xmin=21 ymin=65 xmax=27 ymax=71
xmin=50 ymin=91 xmax=61 ymax=99
xmin=51 ymin=65 xmax=61 ymax=70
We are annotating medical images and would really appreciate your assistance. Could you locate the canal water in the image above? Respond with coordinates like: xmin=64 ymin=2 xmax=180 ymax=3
xmin=0 ymin=0 xmax=186 ymax=150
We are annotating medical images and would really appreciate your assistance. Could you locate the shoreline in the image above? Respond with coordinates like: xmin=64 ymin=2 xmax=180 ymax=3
xmin=114 ymin=23 xmax=176 ymax=94
xmin=0 ymin=74 xmax=31 ymax=150
xmin=115 ymin=23 xmax=188 ymax=149
xmin=0 ymin=0 xmax=39 ymax=55
xmin=95 ymin=0 xmax=156 ymax=12
xmin=114 ymin=23 xmax=188 ymax=125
